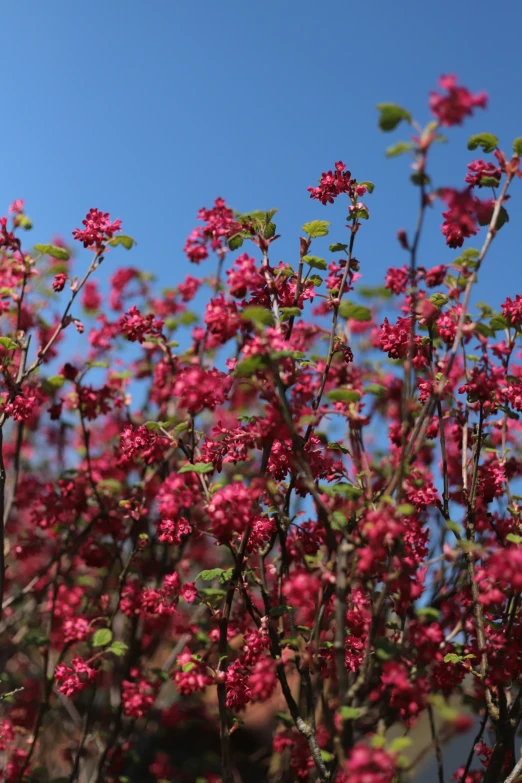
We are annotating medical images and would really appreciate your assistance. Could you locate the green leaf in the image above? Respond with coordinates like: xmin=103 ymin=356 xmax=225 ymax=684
xmin=495 ymin=205 xmax=509 ymax=230
xmin=386 ymin=141 xmax=414 ymax=158
xmin=196 ymin=568 xmax=227 ymax=582
xmin=279 ymin=307 xmax=302 ymax=321
xmin=302 ymin=220 xmax=330 ymax=238
xmin=376 ymin=103 xmax=412 ymax=132
xmin=416 ymin=606 xmax=441 ymax=621
xmin=0 ymin=337 xmax=18 ymax=351
xmin=178 ymin=462 xmax=213 ymax=475
xmin=269 ymin=604 xmax=291 ymax=618
xmin=397 ymin=503 xmax=415 ymax=516
xmin=326 ymin=389 xmax=361 ymax=403
xmin=349 ymin=206 xmax=369 ymax=220
xmin=320 ymin=750 xmax=334 ymax=763
xmin=108 ymin=234 xmax=135 ymax=250
xmin=358 ymin=285 xmax=392 ymax=299
xmin=389 ymin=737 xmax=412 ymax=754
xmin=513 ymin=137 xmax=522 ymax=156
xmin=34 ymin=244 xmax=70 ymax=261
xmin=357 ymin=180 xmax=375 ymax=193
xmin=363 ymin=383 xmax=386 ymax=396
xmin=309 ymin=274 xmax=323 ymax=286
xmin=479 ymin=176 xmax=501 ymax=188
xmin=327 ymin=441 xmax=350 ymax=454
xmin=506 ymin=533 xmax=522 ymax=545
xmin=144 ymin=420 xmax=169 ymax=432
xmin=329 ymin=482 xmax=362 ymax=500
xmin=329 ymin=243 xmax=348 ymax=253
xmin=302 ymin=255 xmax=327 ymax=271
xmin=93 ymin=628 xmax=113 ymax=647
xmin=429 ymin=293 xmax=448 ymax=308
xmin=375 ymin=637 xmax=399 ymax=661
xmin=490 ymin=314 xmax=508 ymax=331
xmin=109 ymin=641 xmax=128 ymax=657
xmin=410 ymin=171 xmax=430 ymax=186
xmin=444 ymin=653 xmax=464 ymax=664
xmin=339 ymin=706 xmax=361 ymax=720
xmin=16 ymin=214 xmax=32 ymax=230
xmin=235 ymin=355 xmax=268 ymax=377
xmin=264 ymin=222 xmax=277 ymax=239
xmin=338 ymin=301 xmax=372 ymax=321
xmin=45 ymin=375 xmax=65 ymax=390
xmin=227 ymin=233 xmax=244 ymax=251
xmin=241 ymin=306 xmax=274 ymax=327
xmin=467 ymin=133 xmax=499 ymax=154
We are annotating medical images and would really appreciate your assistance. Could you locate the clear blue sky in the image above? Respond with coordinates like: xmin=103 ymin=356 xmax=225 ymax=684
xmin=2 ymin=0 xmax=522 ymax=310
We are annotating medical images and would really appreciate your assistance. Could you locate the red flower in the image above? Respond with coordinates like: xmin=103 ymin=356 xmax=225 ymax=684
xmin=429 ymin=74 xmax=487 ymax=126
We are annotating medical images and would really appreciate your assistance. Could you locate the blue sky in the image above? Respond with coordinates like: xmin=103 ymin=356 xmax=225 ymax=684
xmin=2 ymin=0 xmax=522 ymax=314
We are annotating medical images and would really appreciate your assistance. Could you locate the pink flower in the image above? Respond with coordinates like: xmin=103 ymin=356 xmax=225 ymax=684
xmin=55 ymin=655 xmax=98 ymax=697
xmin=52 ymin=272 xmax=68 ymax=292
xmin=343 ymin=742 xmax=399 ymax=783
xmin=81 ymin=281 xmax=102 ymax=311
xmin=308 ymin=161 xmax=357 ymax=205
xmin=429 ymin=74 xmax=487 ymax=126
xmin=8 ymin=199 xmax=25 ymax=214
xmin=72 ymin=208 xmax=122 ymax=248
xmin=117 ymin=305 xmax=164 ymax=343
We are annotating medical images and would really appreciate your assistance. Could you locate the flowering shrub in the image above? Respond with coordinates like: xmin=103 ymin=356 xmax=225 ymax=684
xmin=0 ymin=75 xmax=522 ymax=783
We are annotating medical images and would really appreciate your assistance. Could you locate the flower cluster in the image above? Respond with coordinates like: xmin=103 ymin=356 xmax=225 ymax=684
xmin=1 ymin=75 xmax=521 ymax=783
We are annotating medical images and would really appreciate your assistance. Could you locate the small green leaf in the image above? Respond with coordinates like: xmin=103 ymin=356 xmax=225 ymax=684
xmin=35 ymin=244 xmax=70 ymax=261
xmin=357 ymin=181 xmax=375 ymax=193
xmin=479 ymin=176 xmax=501 ymax=188
xmin=302 ymin=220 xmax=330 ymax=238
xmin=0 ymin=337 xmax=18 ymax=351
xmin=93 ymin=628 xmax=113 ymax=647
xmin=444 ymin=653 xmax=464 ymax=664
xmin=389 ymin=737 xmax=412 ymax=754
xmin=45 ymin=375 xmax=66 ymax=390
xmin=235 ymin=355 xmax=268 ymax=377
xmin=416 ymin=606 xmax=441 ymax=621
xmin=227 ymin=234 xmax=243 ymax=251
xmin=490 ymin=314 xmax=508 ymax=331
xmin=109 ymin=641 xmax=128 ymax=657
xmin=327 ymin=441 xmax=350 ymax=454
xmin=309 ymin=274 xmax=323 ymax=286
xmin=329 ymin=482 xmax=362 ymax=500
xmin=16 ymin=214 xmax=33 ymax=230
xmin=358 ymin=285 xmax=392 ymax=299
xmin=338 ymin=301 xmax=372 ymax=322
xmin=386 ymin=141 xmax=414 ymax=157
xmin=241 ymin=306 xmax=274 ymax=327
xmin=468 ymin=133 xmax=499 ymax=153
xmin=376 ymin=103 xmax=412 ymax=132
xmin=429 ymin=293 xmax=448 ymax=308
xmin=506 ymin=533 xmax=522 ymax=545
xmin=363 ymin=383 xmax=386 ymax=396
xmin=178 ymin=462 xmax=213 ymax=475
xmin=326 ymin=389 xmax=361 ymax=403
xmin=339 ymin=706 xmax=361 ymax=720
xmin=329 ymin=243 xmax=348 ymax=253
xmin=513 ymin=137 xmax=522 ymax=156
xmin=269 ymin=605 xmax=291 ymax=618
xmin=108 ymin=235 xmax=135 ymax=250
xmin=279 ymin=307 xmax=302 ymax=321
xmin=410 ymin=171 xmax=431 ymax=186
xmin=302 ymin=255 xmax=327 ymax=271
xmin=196 ymin=568 xmax=227 ymax=582
xmin=397 ymin=503 xmax=415 ymax=516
